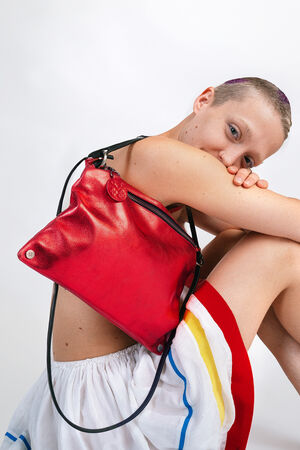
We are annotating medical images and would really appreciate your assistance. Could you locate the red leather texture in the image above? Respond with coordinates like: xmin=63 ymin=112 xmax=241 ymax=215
xmin=17 ymin=158 xmax=197 ymax=354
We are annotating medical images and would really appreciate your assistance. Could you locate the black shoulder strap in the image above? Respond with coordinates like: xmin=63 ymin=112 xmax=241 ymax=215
xmin=46 ymin=135 xmax=203 ymax=433
xmin=88 ymin=135 xmax=149 ymax=159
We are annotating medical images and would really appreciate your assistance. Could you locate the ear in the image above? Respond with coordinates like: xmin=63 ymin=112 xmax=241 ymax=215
xmin=193 ymin=87 xmax=215 ymax=114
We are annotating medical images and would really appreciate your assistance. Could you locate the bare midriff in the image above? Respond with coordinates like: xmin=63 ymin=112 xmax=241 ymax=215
xmin=52 ymin=140 xmax=185 ymax=362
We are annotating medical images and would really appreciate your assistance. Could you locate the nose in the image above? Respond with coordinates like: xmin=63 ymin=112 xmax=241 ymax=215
xmin=218 ymin=150 xmax=232 ymax=167
xmin=219 ymin=149 xmax=241 ymax=168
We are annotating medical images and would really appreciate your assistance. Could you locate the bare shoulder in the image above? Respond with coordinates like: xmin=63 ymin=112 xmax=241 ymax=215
xmin=126 ymin=135 xmax=213 ymax=205
xmin=132 ymin=135 xmax=205 ymax=167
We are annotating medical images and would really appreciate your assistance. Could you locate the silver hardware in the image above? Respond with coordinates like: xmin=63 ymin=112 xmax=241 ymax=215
xmin=157 ymin=344 xmax=164 ymax=352
xmin=196 ymin=254 xmax=204 ymax=266
xmin=99 ymin=149 xmax=108 ymax=167
xmin=25 ymin=249 xmax=35 ymax=259
xmin=109 ymin=167 xmax=120 ymax=177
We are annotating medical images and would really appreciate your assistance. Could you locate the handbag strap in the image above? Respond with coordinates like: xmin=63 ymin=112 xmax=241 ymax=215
xmin=46 ymin=135 xmax=203 ymax=433
xmin=88 ymin=135 xmax=149 ymax=160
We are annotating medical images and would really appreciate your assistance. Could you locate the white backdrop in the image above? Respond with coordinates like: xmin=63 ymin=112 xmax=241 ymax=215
xmin=1 ymin=1 xmax=299 ymax=448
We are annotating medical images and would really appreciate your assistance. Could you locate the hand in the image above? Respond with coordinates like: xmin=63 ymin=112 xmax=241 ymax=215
xmin=226 ymin=165 xmax=269 ymax=189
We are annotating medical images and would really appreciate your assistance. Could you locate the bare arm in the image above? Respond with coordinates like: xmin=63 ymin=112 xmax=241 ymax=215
xmin=131 ymin=136 xmax=300 ymax=243
xmin=177 ymin=207 xmax=245 ymax=236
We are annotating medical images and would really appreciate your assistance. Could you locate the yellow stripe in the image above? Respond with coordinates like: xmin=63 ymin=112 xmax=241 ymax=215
xmin=184 ymin=309 xmax=225 ymax=426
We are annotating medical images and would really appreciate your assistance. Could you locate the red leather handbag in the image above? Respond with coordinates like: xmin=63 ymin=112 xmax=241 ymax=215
xmin=17 ymin=135 xmax=204 ymax=433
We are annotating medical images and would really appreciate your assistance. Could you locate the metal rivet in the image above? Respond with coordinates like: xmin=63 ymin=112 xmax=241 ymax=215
xmin=25 ymin=249 xmax=35 ymax=259
xmin=157 ymin=344 xmax=164 ymax=352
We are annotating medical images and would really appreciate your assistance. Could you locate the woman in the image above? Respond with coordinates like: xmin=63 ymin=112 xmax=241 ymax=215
xmin=2 ymin=77 xmax=299 ymax=450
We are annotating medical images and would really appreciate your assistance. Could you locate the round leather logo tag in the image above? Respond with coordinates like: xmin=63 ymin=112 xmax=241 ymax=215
xmin=106 ymin=177 xmax=128 ymax=201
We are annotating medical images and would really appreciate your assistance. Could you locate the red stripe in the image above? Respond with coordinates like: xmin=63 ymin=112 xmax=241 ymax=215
xmin=193 ymin=279 xmax=254 ymax=450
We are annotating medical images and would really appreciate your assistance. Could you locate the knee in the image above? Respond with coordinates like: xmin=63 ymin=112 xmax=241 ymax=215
xmin=246 ymin=231 xmax=300 ymax=264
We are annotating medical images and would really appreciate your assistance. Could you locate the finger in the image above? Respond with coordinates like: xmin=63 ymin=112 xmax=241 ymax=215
xmin=242 ymin=172 xmax=260 ymax=187
xmin=227 ymin=165 xmax=239 ymax=174
xmin=233 ymin=168 xmax=254 ymax=185
xmin=256 ymin=179 xmax=269 ymax=189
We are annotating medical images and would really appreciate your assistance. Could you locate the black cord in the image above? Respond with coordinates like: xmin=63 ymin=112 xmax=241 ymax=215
xmin=46 ymin=135 xmax=204 ymax=432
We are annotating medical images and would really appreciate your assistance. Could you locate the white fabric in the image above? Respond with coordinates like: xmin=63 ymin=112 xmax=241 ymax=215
xmin=1 ymin=293 xmax=236 ymax=450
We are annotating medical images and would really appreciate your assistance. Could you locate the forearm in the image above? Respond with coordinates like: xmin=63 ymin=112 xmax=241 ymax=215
xmin=179 ymin=207 xmax=244 ymax=236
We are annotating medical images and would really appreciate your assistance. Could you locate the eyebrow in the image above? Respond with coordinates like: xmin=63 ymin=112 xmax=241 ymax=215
xmin=237 ymin=118 xmax=252 ymax=139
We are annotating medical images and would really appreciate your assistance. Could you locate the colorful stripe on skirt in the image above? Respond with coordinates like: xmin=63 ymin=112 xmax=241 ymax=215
xmin=180 ymin=279 xmax=255 ymax=449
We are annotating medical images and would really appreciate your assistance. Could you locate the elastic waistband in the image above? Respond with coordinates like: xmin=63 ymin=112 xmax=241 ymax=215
xmin=51 ymin=342 xmax=142 ymax=370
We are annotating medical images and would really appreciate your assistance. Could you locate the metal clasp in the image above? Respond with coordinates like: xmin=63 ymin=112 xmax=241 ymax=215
xmin=94 ymin=149 xmax=112 ymax=169
xmin=196 ymin=252 xmax=205 ymax=266
xmin=99 ymin=149 xmax=108 ymax=167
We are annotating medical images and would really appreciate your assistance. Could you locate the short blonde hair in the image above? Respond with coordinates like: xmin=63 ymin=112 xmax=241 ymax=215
xmin=211 ymin=77 xmax=292 ymax=140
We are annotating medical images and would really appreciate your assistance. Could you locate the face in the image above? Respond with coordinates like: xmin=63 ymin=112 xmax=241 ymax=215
xmin=178 ymin=87 xmax=285 ymax=170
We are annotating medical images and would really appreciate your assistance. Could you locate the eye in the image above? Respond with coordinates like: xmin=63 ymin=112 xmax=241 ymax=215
xmin=229 ymin=124 xmax=240 ymax=140
xmin=244 ymin=155 xmax=254 ymax=168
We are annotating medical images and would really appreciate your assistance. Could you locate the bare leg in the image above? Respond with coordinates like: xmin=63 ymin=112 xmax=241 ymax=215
xmin=206 ymin=232 xmax=299 ymax=350
xmin=272 ymin=278 xmax=300 ymax=344
xmin=256 ymin=305 xmax=300 ymax=395
xmin=199 ymin=229 xmax=300 ymax=393
xmin=198 ymin=229 xmax=246 ymax=280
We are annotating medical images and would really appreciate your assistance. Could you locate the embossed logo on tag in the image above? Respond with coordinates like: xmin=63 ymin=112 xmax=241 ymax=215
xmin=106 ymin=177 xmax=128 ymax=201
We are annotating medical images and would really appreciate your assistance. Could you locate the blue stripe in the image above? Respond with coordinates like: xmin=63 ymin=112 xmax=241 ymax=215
xmin=168 ymin=348 xmax=193 ymax=450
xmin=4 ymin=432 xmax=31 ymax=449
xmin=19 ymin=435 xmax=31 ymax=450
xmin=4 ymin=432 xmax=17 ymax=442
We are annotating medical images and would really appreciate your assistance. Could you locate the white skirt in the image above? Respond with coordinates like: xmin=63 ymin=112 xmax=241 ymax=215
xmin=1 ymin=280 xmax=254 ymax=450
